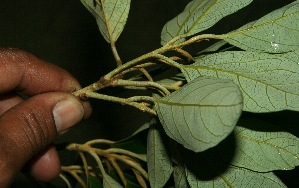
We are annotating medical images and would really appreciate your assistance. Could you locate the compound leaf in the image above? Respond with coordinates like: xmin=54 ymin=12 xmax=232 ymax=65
xmin=156 ymin=76 xmax=243 ymax=152
xmin=186 ymin=166 xmax=286 ymax=187
xmin=223 ymin=1 xmax=299 ymax=53
xmin=233 ymin=126 xmax=299 ymax=172
xmin=182 ymin=51 xmax=299 ymax=112
xmin=147 ymin=127 xmax=173 ymax=188
xmin=80 ymin=0 xmax=130 ymax=43
xmin=161 ymin=0 xmax=252 ymax=45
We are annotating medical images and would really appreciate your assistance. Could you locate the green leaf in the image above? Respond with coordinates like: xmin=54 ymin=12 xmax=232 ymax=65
xmin=174 ymin=165 xmax=190 ymax=188
xmin=111 ymin=123 xmax=149 ymax=155
xmin=223 ymin=1 xmax=299 ymax=53
xmin=80 ymin=0 xmax=131 ymax=43
xmin=88 ymin=176 xmax=103 ymax=188
xmin=182 ymin=51 xmax=299 ymax=112
xmin=109 ymin=170 xmax=142 ymax=188
xmin=232 ymin=126 xmax=299 ymax=172
xmin=161 ymin=0 xmax=253 ymax=45
xmin=147 ymin=127 xmax=173 ymax=188
xmin=156 ymin=76 xmax=243 ymax=152
xmin=186 ymin=166 xmax=287 ymax=187
xmin=103 ymin=174 xmax=123 ymax=188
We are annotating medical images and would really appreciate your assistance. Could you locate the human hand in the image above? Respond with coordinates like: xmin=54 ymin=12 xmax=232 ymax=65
xmin=0 ymin=49 xmax=92 ymax=186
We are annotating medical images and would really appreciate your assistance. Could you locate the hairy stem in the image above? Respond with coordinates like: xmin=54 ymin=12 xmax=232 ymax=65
xmin=112 ymin=79 xmax=170 ymax=96
xmin=84 ymin=91 xmax=157 ymax=115
xmin=106 ymin=148 xmax=147 ymax=162
xmin=111 ymin=41 xmax=123 ymax=67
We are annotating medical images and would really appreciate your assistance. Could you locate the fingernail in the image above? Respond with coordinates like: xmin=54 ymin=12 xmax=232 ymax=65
xmin=52 ymin=97 xmax=84 ymax=132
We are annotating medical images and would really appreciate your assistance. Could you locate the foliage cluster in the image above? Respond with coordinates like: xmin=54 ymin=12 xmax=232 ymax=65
xmin=59 ymin=0 xmax=299 ymax=187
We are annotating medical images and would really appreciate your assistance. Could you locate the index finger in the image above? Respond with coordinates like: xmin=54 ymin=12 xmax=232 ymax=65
xmin=0 ymin=48 xmax=81 ymax=95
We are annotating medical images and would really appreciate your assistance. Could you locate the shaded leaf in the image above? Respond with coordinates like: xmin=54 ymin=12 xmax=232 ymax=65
xmin=174 ymin=165 xmax=190 ymax=188
xmin=88 ymin=176 xmax=103 ymax=188
xmin=232 ymin=126 xmax=299 ymax=172
xmin=223 ymin=1 xmax=299 ymax=53
xmin=112 ymin=122 xmax=149 ymax=155
xmin=109 ymin=170 xmax=142 ymax=188
xmin=161 ymin=0 xmax=252 ymax=45
xmin=80 ymin=0 xmax=131 ymax=43
xmin=147 ymin=127 xmax=173 ymax=188
xmin=103 ymin=174 xmax=123 ymax=188
xmin=156 ymin=76 xmax=243 ymax=152
xmin=186 ymin=166 xmax=286 ymax=187
xmin=182 ymin=51 xmax=299 ymax=112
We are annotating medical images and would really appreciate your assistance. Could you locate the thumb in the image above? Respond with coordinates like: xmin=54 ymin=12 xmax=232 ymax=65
xmin=0 ymin=92 xmax=86 ymax=186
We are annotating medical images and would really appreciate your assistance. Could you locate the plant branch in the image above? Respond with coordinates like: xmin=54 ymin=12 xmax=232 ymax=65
xmin=84 ymin=91 xmax=157 ymax=115
xmin=112 ymin=79 xmax=170 ymax=96
xmin=86 ymin=139 xmax=115 ymax=146
xmin=73 ymin=34 xmax=221 ymax=100
xmin=79 ymin=151 xmax=90 ymax=184
xmin=113 ymin=155 xmax=149 ymax=180
xmin=59 ymin=174 xmax=72 ymax=188
xmin=106 ymin=148 xmax=147 ymax=162
xmin=111 ymin=41 xmax=123 ymax=67
xmin=110 ymin=159 xmax=127 ymax=187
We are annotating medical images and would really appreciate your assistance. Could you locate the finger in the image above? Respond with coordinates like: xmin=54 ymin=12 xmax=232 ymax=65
xmin=0 ymin=48 xmax=81 ymax=95
xmin=0 ymin=92 xmax=88 ymax=186
xmin=0 ymin=92 xmax=23 ymax=115
xmin=27 ymin=146 xmax=61 ymax=182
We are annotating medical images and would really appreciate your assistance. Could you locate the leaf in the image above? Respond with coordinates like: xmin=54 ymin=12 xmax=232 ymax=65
xmin=103 ymin=174 xmax=123 ymax=188
xmin=186 ymin=166 xmax=287 ymax=187
xmin=111 ymin=122 xmax=149 ymax=155
xmin=174 ymin=165 xmax=190 ymax=188
xmin=161 ymin=0 xmax=253 ymax=45
xmin=88 ymin=176 xmax=103 ymax=188
xmin=80 ymin=0 xmax=131 ymax=43
xmin=156 ymin=76 xmax=243 ymax=152
xmin=232 ymin=126 xmax=299 ymax=172
xmin=198 ymin=21 xmax=256 ymax=55
xmin=182 ymin=51 xmax=299 ymax=112
xmin=147 ymin=127 xmax=173 ymax=188
xmin=223 ymin=1 xmax=299 ymax=53
xmin=109 ymin=170 xmax=143 ymax=188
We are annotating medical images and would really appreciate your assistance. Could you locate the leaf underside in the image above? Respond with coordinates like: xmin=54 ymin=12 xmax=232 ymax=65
xmin=80 ymin=0 xmax=131 ymax=43
xmin=186 ymin=166 xmax=286 ymax=187
xmin=232 ymin=126 xmax=299 ymax=172
xmin=224 ymin=1 xmax=299 ymax=53
xmin=147 ymin=127 xmax=173 ymax=188
xmin=182 ymin=51 xmax=299 ymax=112
xmin=156 ymin=76 xmax=243 ymax=152
xmin=161 ymin=0 xmax=253 ymax=45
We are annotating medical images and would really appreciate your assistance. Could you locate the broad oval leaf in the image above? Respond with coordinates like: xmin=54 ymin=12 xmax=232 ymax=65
xmin=186 ymin=166 xmax=287 ymax=187
xmin=147 ymin=127 xmax=173 ymax=188
xmin=161 ymin=0 xmax=253 ymax=45
xmin=80 ymin=0 xmax=131 ymax=43
xmin=233 ymin=126 xmax=299 ymax=172
xmin=103 ymin=174 xmax=123 ymax=188
xmin=182 ymin=51 xmax=299 ymax=112
xmin=156 ymin=76 xmax=243 ymax=152
xmin=223 ymin=1 xmax=299 ymax=53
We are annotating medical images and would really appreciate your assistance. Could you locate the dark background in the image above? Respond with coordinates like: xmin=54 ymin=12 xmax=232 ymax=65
xmin=0 ymin=0 xmax=297 ymax=187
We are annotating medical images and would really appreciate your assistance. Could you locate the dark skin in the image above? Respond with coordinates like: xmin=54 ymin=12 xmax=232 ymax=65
xmin=0 ymin=48 xmax=92 ymax=187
